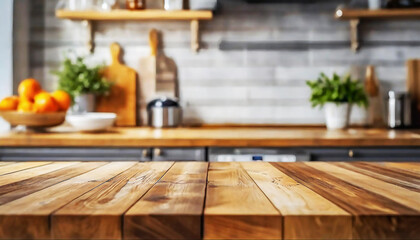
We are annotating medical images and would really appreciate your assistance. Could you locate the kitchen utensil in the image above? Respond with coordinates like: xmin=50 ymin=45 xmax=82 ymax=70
xmin=139 ymin=29 xmax=159 ymax=125
xmin=66 ymin=113 xmax=116 ymax=132
xmin=96 ymin=43 xmax=137 ymax=126
xmin=0 ymin=111 xmax=66 ymax=128
xmin=147 ymin=97 xmax=182 ymax=128
xmin=164 ymin=0 xmax=183 ymax=10
xmin=365 ymin=65 xmax=384 ymax=127
xmin=407 ymin=59 xmax=420 ymax=127
xmin=386 ymin=91 xmax=411 ymax=128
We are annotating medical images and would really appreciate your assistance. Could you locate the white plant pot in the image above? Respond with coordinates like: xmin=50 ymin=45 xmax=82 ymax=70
xmin=368 ymin=0 xmax=382 ymax=10
xmin=324 ymin=102 xmax=352 ymax=130
xmin=71 ymin=94 xmax=96 ymax=114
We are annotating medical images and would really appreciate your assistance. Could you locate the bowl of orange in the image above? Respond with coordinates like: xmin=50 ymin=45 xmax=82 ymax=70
xmin=0 ymin=78 xmax=71 ymax=128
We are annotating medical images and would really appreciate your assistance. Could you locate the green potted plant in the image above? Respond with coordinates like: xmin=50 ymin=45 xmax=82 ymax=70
xmin=53 ymin=56 xmax=111 ymax=113
xmin=306 ymin=73 xmax=368 ymax=129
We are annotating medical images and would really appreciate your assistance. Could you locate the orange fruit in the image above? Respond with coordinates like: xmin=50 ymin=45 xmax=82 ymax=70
xmin=0 ymin=96 xmax=19 ymax=111
xmin=17 ymin=100 xmax=34 ymax=113
xmin=33 ymin=92 xmax=59 ymax=113
xmin=51 ymin=90 xmax=71 ymax=111
xmin=18 ymin=78 xmax=42 ymax=102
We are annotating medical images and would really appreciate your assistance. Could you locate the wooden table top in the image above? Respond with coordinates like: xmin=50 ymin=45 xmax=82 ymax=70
xmin=0 ymin=161 xmax=419 ymax=240
xmin=1 ymin=127 xmax=420 ymax=147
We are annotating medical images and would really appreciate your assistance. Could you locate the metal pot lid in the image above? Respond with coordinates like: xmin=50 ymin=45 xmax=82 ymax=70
xmin=147 ymin=97 xmax=180 ymax=109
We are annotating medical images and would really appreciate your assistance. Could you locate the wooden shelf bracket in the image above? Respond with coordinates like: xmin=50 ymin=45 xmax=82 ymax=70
xmin=82 ymin=20 xmax=94 ymax=53
xmin=350 ymin=19 xmax=360 ymax=52
xmin=191 ymin=20 xmax=200 ymax=52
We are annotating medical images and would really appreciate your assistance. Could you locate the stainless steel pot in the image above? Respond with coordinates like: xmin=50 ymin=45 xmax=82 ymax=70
xmin=147 ymin=97 xmax=182 ymax=128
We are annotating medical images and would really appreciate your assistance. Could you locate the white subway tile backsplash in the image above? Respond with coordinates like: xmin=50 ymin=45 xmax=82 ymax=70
xmin=27 ymin=0 xmax=419 ymax=125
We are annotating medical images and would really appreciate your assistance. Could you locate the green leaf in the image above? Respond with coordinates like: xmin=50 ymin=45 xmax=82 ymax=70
xmin=307 ymin=72 xmax=368 ymax=108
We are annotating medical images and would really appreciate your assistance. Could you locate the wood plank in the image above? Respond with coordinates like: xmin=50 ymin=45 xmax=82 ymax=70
xmin=0 ymin=161 xmax=78 ymax=187
xmin=334 ymin=162 xmax=420 ymax=192
xmin=124 ymin=162 xmax=208 ymax=240
xmin=273 ymin=162 xmax=420 ymax=240
xmin=0 ymin=162 xmax=136 ymax=239
xmin=242 ymin=162 xmax=351 ymax=240
xmin=0 ymin=162 xmax=107 ymax=205
xmin=383 ymin=162 xmax=420 ymax=175
xmin=204 ymin=162 xmax=281 ymax=240
xmin=56 ymin=9 xmax=213 ymax=21
xmin=0 ymin=162 xmax=51 ymax=175
xmin=0 ymin=162 xmax=14 ymax=167
xmin=310 ymin=162 xmax=420 ymax=212
xmin=52 ymin=162 xmax=173 ymax=240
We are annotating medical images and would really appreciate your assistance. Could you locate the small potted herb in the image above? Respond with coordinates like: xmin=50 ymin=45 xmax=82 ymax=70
xmin=53 ymin=56 xmax=111 ymax=113
xmin=306 ymin=73 xmax=368 ymax=130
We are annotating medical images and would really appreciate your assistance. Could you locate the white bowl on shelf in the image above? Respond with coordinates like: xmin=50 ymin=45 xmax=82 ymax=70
xmin=66 ymin=112 xmax=116 ymax=132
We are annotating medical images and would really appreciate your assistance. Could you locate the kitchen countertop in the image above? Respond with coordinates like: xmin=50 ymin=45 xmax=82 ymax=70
xmin=0 ymin=161 xmax=419 ymax=239
xmin=1 ymin=127 xmax=420 ymax=147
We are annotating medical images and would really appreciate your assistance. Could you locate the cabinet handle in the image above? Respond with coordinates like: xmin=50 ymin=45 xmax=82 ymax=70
xmin=154 ymin=148 xmax=162 ymax=157
xmin=142 ymin=149 xmax=149 ymax=158
xmin=348 ymin=150 xmax=354 ymax=158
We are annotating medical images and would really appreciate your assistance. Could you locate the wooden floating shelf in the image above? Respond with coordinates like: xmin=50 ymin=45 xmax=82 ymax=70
xmin=55 ymin=9 xmax=214 ymax=52
xmin=335 ymin=8 xmax=420 ymax=19
xmin=335 ymin=8 xmax=420 ymax=52
xmin=56 ymin=9 xmax=213 ymax=21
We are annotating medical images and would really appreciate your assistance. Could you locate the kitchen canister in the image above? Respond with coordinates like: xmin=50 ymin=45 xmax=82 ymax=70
xmin=387 ymin=91 xmax=411 ymax=128
xmin=147 ymin=97 xmax=182 ymax=128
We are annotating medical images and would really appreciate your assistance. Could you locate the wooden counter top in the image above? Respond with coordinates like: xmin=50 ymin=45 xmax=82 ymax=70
xmin=1 ymin=127 xmax=420 ymax=147
xmin=0 ymin=161 xmax=419 ymax=239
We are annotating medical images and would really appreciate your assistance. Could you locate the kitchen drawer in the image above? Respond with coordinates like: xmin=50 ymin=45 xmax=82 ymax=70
xmin=152 ymin=148 xmax=206 ymax=161
xmin=307 ymin=147 xmax=420 ymax=162
xmin=0 ymin=147 xmax=151 ymax=161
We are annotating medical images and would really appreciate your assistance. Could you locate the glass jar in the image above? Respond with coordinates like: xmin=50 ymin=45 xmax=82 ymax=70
xmin=126 ymin=0 xmax=145 ymax=10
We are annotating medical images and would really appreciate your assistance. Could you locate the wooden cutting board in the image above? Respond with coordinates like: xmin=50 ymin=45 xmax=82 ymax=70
xmin=138 ymin=29 xmax=178 ymax=125
xmin=96 ymin=43 xmax=137 ymax=126
xmin=138 ymin=29 xmax=158 ymax=126
xmin=407 ymin=59 xmax=420 ymax=127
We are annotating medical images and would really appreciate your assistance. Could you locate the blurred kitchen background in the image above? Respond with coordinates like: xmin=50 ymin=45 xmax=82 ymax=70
xmin=6 ymin=0 xmax=420 ymax=125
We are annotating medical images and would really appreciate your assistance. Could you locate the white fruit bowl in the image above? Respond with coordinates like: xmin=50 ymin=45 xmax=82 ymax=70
xmin=66 ymin=113 xmax=116 ymax=132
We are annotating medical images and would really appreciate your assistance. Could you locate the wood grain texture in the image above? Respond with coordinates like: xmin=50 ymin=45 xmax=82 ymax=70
xmin=334 ymin=162 xmax=420 ymax=192
xmin=309 ymin=162 xmax=420 ymax=212
xmin=242 ymin=162 xmax=351 ymax=240
xmin=96 ymin=43 xmax=137 ymax=126
xmin=0 ymin=161 xmax=419 ymax=240
xmin=0 ymin=162 xmax=135 ymax=239
xmin=383 ymin=162 xmax=420 ymax=175
xmin=2 ymin=127 xmax=420 ymax=147
xmin=273 ymin=162 xmax=420 ymax=240
xmin=124 ymin=162 xmax=208 ymax=240
xmin=0 ymin=162 xmax=106 ymax=205
xmin=52 ymin=162 xmax=173 ymax=240
xmin=0 ymin=161 xmax=77 ymax=187
xmin=204 ymin=162 xmax=281 ymax=240
xmin=0 ymin=162 xmax=51 ymax=175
